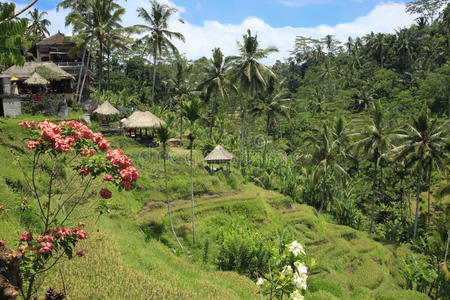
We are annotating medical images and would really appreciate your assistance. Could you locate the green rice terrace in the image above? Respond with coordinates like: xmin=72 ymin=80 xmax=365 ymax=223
xmin=0 ymin=114 xmax=437 ymax=299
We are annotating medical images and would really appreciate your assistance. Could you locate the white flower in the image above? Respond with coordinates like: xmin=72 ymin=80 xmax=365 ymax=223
xmin=287 ymin=241 xmax=306 ymax=257
xmin=282 ymin=265 xmax=293 ymax=274
xmin=294 ymin=261 xmax=308 ymax=276
xmin=293 ymin=272 xmax=308 ymax=290
xmin=256 ymin=278 xmax=266 ymax=286
xmin=290 ymin=290 xmax=304 ymax=300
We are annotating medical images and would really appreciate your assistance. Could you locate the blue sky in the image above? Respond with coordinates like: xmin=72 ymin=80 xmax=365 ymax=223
xmin=17 ymin=0 xmax=412 ymax=27
xmin=13 ymin=0 xmax=418 ymax=64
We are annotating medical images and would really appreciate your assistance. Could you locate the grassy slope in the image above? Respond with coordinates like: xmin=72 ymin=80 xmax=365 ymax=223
xmin=0 ymin=114 xmax=428 ymax=299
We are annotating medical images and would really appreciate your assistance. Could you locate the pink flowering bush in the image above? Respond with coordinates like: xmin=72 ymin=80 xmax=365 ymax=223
xmin=14 ymin=119 xmax=139 ymax=300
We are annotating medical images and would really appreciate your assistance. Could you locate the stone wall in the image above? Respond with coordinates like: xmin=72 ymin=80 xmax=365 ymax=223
xmin=2 ymin=97 xmax=21 ymax=117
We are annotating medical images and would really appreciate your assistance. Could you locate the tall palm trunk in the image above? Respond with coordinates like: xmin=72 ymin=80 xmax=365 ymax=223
xmin=151 ymin=46 xmax=157 ymax=112
xmin=319 ymin=166 xmax=328 ymax=213
xmin=238 ymin=89 xmax=249 ymax=169
xmin=107 ymin=45 xmax=111 ymax=91
xmin=97 ymin=40 xmax=103 ymax=104
xmin=163 ymin=147 xmax=183 ymax=249
xmin=190 ymin=141 xmax=195 ymax=244
xmin=427 ymin=165 xmax=432 ymax=225
xmin=78 ymin=53 xmax=91 ymax=103
xmin=262 ymin=113 xmax=269 ymax=168
xmin=370 ymin=159 xmax=377 ymax=234
xmin=179 ymin=116 xmax=183 ymax=146
xmin=75 ymin=48 xmax=86 ymax=102
xmin=413 ymin=159 xmax=423 ymax=241
xmin=208 ymin=91 xmax=217 ymax=138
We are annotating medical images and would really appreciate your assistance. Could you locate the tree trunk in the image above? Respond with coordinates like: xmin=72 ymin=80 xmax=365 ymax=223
xmin=190 ymin=144 xmax=195 ymax=244
xmin=427 ymin=165 xmax=431 ymax=225
xmin=179 ymin=116 xmax=183 ymax=147
xmin=75 ymin=48 xmax=86 ymax=102
xmin=370 ymin=159 xmax=377 ymax=234
xmin=413 ymin=159 xmax=423 ymax=241
xmin=78 ymin=53 xmax=91 ymax=103
xmin=164 ymin=148 xmax=183 ymax=249
xmin=262 ymin=114 xmax=269 ymax=168
xmin=107 ymin=44 xmax=111 ymax=91
xmin=151 ymin=47 xmax=157 ymax=112
xmin=208 ymin=91 xmax=217 ymax=138
xmin=238 ymin=89 xmax=249 ymax=169
xmin=246 ymin=130 xmax=251 ymax=169
xmin=319 ymin=166 xmax=327 ymax=213
xmin=97 ymin=40 xmax=103 ymax=104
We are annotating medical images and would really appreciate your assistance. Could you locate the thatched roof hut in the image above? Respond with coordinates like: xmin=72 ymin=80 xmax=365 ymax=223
xmin=24 ymin=72 xmax=49 ymax=86
xmin=122 ymin=110 xmax=166 ymax=129
xmin=93 ymin=101 xmax=119 ymax=116
xmin=205 ymin=145 xmax=234 ymax=163
xmin=1 ymin=62 xmax=75 ymax=81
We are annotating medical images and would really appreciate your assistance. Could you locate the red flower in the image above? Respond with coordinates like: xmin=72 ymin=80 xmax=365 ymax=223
xmin=26 ymin=140 xmax=40 ymax=149
xmin=100 ymin=188 xmax=112 ymax=199
xmin=73 ymin=228 xmax=89 ymax=239
xmin=103 ymin=174 xmax=113 ymax=181
xmin=78 ymin=222 xmax=86 ymax=227
xmin=98 ymin=139 xmax=110 ymax=152
xmin=43 ymin=202 xmax=49 ymax=208
xmin=81 ymin=148 xmax=89 ymax=157
xmin=89 ymin=148 xmax=96 ymax=156
xmin=0 ymin=205 xmax=4 ymax=211
xmin=23 ymin=197 xmax=28 ymax=204
xmin=18 ymin=231 xmax=33 ymax=242
xmin=92 ymin=132 xmax=103 ymax=143
xmin=76 ymin=250 xmax=86 ymax=257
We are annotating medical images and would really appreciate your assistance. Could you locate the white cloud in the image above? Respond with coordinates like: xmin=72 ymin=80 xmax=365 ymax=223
xmin=276 ymin=0 xmax=333 ymax=7
xmin=21 ymin=1 xmax=418 ymax=65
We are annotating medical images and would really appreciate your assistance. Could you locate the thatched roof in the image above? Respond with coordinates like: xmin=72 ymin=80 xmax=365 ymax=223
xmin=205 ymin=145 xmax=234 ymax=162
xmin=1 ymin=62 xmax=74 ymax=81
xmin=24 ymin=72 xmax=49 ymax=85
xmin=36 ymin=32 xmax=74 ymax=46
xmin=93 ymin=101 xmax=120 ymax=116
xmin=122 ymin=110 xmax=166 ymax=129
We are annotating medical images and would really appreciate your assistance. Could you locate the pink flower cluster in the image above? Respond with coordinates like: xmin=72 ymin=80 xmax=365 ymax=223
xmin=106 ymin=149 xmax=139 ymax=190
xmin=18 ymin=227 xmax=88 ymax=257
xmin=20 ymin=119 xmax=110 ymax=153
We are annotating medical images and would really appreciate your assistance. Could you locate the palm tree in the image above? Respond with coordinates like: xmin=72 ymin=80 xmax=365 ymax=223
xmin=230 ymin=29 xmax=278 ymax=169
xmin=137 ymin=0 xmax=185 ymax=112
xmin=66 ymin=0 xmax=128 ymax=103
xmin=156 ymin=124 xmax=183 ymax=249
xmin=395 ymin=28 xmax=415 ymax=72
xmin=353 ymin=101 xmax=395 ymax=233
xmin=370 ymin=33 xmax=388 ymax=68
xmin=392 ymin=105 xmax=448 ymax=240
xmin=26 ymin=8 xmax=51 ymax=43
xmin=198 ymin=47 xmax=235 ymax=138
xmin=180 ymin=97 xmax=202 ymax=245
xmin=250 ymin=77 xmax=290 ymax=168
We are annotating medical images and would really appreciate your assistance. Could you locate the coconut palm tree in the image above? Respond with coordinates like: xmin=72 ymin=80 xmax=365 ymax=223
xmin=198 ymin=47 xmax=235 ymax=138
xmin=230 ymin=29 xmax=278 ymax=169
xmin=26 ymin=8 xmax=51 ymax=43
xmin=353 ymin=101 xmax=395 ymax=233
xmin=180 ymin=97 xmax=202 ymax=245
xmin=370 ymin=33 xmax=388 ymax=68
xmin=392 ymin=105 xmax=448 ymax=240
xmin=156 ymin=124 xmax=183 ymax=249
xmin=66 ymin=0 xmax=128 ymax=103
xmin=250 ymin=77 xmax=290 ymax=168
xmin=137 ymin=0 xmax=185 ymax=112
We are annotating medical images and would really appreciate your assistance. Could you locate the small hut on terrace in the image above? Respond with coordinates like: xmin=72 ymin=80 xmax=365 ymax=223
xmin=121 ymin=110 xmax=166 ymax=141
xmin=93 ymin=100 xmax=120 ymax=126
xmin=204 ymin=145 xmax=234 ymax=174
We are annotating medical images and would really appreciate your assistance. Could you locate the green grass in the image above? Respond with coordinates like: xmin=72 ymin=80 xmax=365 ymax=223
xmin=0 ymin=113 xmax=427 ymax=299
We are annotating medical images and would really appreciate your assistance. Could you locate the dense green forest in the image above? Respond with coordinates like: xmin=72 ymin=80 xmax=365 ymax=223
xmin=0 ymin=0 xmax=449 ymax=299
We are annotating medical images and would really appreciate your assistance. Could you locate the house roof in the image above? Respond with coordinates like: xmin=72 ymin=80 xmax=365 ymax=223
xmin=93 ymin=101 xmax=120 ymax=116
xmin=36 ymin=32 xmax=74 ymax=46
xmin=121 ymin=110 xmax=166 ymax=129
xmin=205 ymin=145 xmax=234 ymax=162
xmin=1 ymin=62 xmax=75 ymax=81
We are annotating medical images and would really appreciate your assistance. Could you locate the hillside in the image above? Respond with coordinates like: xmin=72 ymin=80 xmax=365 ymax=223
xmin=0 ymin=114 xmax=430 ymax=299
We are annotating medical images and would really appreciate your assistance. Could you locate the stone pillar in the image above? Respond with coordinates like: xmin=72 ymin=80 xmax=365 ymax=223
xmin=2 ymin=78 xmax=11 ymax=95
